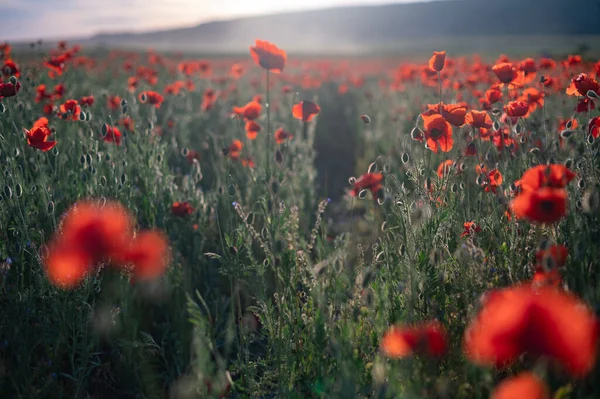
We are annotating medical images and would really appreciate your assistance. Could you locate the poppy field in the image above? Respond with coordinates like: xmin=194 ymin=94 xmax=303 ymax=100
xmin=1 ymin=39 xmax=600 ymax=398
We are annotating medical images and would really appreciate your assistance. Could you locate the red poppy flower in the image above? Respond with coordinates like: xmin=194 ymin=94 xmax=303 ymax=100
xmin=464 ymin=284 xmax=598 ymax=377
xmin=107 ymin=95 xmax=122 ymax=111
xmin=275 ymin=128 xmax=292 ymax=144
xmin=103 ymin=125 xmax=122 ymax=145
xmin=241 ymin=157 xmax=255 ymax=168
xmin=519 ymin=165 xmax=575 ymax=191
xmin=519 ymin=87 xmax=544 ymax=115
xmin=59 ymin=99 xmax=81 ymax=121
xmin=44 ymin=200 xmax=134 ymax=288
xmin=53 ymin=83 xmax=65 ymax=99
xmin=465 ymin=110 xmax=493 ymax=129
xmin=422 ymin=103 xmax=467 ymax=127
xmin=350 ymin=172 xmax=383 ymax=198
xmin=575 ymin=97 xmax=595 ymax=113
xmin=461 ymin=221 xmax=482 ymax=238
xmin=535 ymin=244 xmax=568 ymax=269
xmin=120 ymin=230 xmax=170 ymax=280
xmin=491 ymin=373 xmax=550 ymax=399
xmin=171 ymin=201 xmax=194 ymax=217
xmin=80 ymin=95 xmax=94 ymax=107
xmin=566 ymin=73 xmax=600 ymax=97
xmin=245 ymin=121 xmax=261 ymax=140
xmin=0 ymin=81 xmax=21 ymax=98
xmin=292 ymin=101 xmax=321 ymax=122
xmin=233 ymin=100 xmax=262 ymax=121
xmin=511 ymin=187 xmax=567 ymax=223
xmin=422 ymin=114 xmax=453 ymax=153
xmin=429 ymin=51 xmax=446 ymax=72
xmin=436 ymin=159 xmax=454 ymax=178
xmin=485 ymin=88 xmax=503 ymax=105
xmin=44 ymin=54 xmax=67 ymax=76
xmin=139 ymin=90 xmax=164 ymax=108
xmin=2 ymin=59 xmax=19 ymax=77
xmin=381 ymin=321 xmax=447 ymax=358
xmin=227 ymin=139 xmax=243 ymax=160
xmin=492 ymin=63 xmax=519 ymax=84
xmin=24 ymin=124 xmax=57 ymax=152
xmin=589 ymin=116 xmax=600 ymax=139
xmin=250 ymin=40 xmax=287 ymax=74
xmin=504 ymin=101 xmax=529 ymax=118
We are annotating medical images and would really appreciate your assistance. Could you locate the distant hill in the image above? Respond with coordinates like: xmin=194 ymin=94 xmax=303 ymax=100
xmin=84 ymin=0 xmax=600 ymax=54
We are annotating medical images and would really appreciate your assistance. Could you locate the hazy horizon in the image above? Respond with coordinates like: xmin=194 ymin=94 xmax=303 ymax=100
xmin=0 ymin=0 xmax=430 ymax=42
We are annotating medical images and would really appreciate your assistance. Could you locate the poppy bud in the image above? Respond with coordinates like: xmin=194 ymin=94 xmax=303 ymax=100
xmin=587 ymin=90 xmax=599 ymax=99
xmin=368 ymin=162 xmax=377 ymax=174
xmin=560 ymin=130 xmax=575 ymax=138
xmin=361 ymin=114 xmax=371 ymax=125
xmin=358 ymin=190 xmax=368 ymax=199
xmin=451 ymin=183 xmax=458 ymax=193
xmin=79 ymin=111 xmax=86 ymax=121
xmin=429 ymin=51 xmax=446 ymax=72
xmin=493 ymin=121 xmax=501 ymax=132
xmin=9 ymin=76 xmax=17 ymax=85
xmin=565 ymin=120 xmax=573 ymax=129
xmin=275 ymin=150 xmax=283 ymax=165
xmin=578 ymin=179 xmax=586 ymax=190
xmin=0 ymin=103 xmax=5 ymax=114
xmin=425 ymin=177 xmax=432 ymax=191
xmin=540 ymin=75 xmax=547 ymax=83
xmin=583 ymin=189 xmax=599 ymax=213
xmin=410 ymin=127 xmax=422 ymax=141
xmin=3 ymin=185 xmax=11 ymax=199
xmin=514 ymin=124 xmax=523 ymax=134
xmin=228 ymin=185 xmax=236 ymax=197
xmin=348 ymin=176 xmax=356 ymax=185
xmin=401 ymin=153 xmax=410 ymax=164
xmin=491 ymin=108 xmax=502 ymax=115
xmin=459 ymin=162 xmax=467 ymax=172
xmin=587 ymin=134 xmax=595 ymax=145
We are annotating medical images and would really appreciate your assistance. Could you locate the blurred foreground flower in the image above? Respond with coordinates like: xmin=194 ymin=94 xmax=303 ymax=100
xmin=250 ymin=40 xmax=286 ymax=73
xmin=44 ymin=200 xmax=170 ymax=288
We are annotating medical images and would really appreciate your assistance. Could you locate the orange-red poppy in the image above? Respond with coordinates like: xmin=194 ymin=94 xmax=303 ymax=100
xmin=566 ymin=73 xmax=600 ymax=97
xmin=465 ymin=110 xmax=493 ymax=129
xmin=422 ymin=114 xmax=453 ymax=153
xmin=589 ymin=116 xmax=600 ymax=139
xmin=59 ymin=99 xmax=81 ymax=121
xmin=2 ymin=59 xmax=20 ymax=78
xmin=464 ymin=284 xmax=598 ymax=377
xmin=103 ymin=125 xmax=122 ymax=145
xmin=350 ymin=172 xmax=383 ymax=198
xmin=24 ymin=124 xmax=56 ymax=152
xmin=492 ymin=63 xmax=519 ymax=84
xmin=80 ymin=95 xmax=94 ymax=107
xmin=461 ymin=221 xmax=482 ymax=238
xmin=292 ymin=101 xmax=321 ymax=122
xmin=504 ymin=101 xmax=529 ymax=118
xmin=139 ymin=90 xmax=164 ymax=108
xmin=381 ymin=321 xmax=447 ymax=358
xmin=511 ymin=187 xmax=567 ymax=223
xmin=233 ymin=100 xmax=262 ymax=121
xmin=491 ymin=373 xmax=549 ymax=399
xmin=275 ymin=128 xmax=292 ymax=144
xmin=172 ymin=201 xmax=194 ymax=217
xmin=121 ymin=230 xmax=170 ymax=280
xmin=422 ymin=103 xmax=467 ymax=127
xmin=436 ymin=159 xmax=454 ymax=178
xmin=227 ymin=139 xmax=243 ymax=160
xmin=250 ymin=40 xmax=286 ymax=74
xmin=245 ymin=121 xmax=261 ymax=140
xmin=429 ymin=51 xmax=446 ymax=72
xmin=519 ymin=164 xmax=575 ymax=191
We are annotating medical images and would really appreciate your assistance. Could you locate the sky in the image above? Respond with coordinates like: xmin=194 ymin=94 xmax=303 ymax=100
xmin=0 ymin=0 xmax=422 ymax=41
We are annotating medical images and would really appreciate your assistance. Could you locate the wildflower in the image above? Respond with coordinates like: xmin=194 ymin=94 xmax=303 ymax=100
xmin=460 ymin=221 xmax=482 ymax=238
xmin=422 ymin=114 xmax=453 ymax=153
xmin=464 ymin=284 xmax=598 ymax=377
xmin=171 ymin=202 xmax=194 ymax=217
xmin=350 ymin=173 xmax=383 ymax=198
xmin=275 ymin=128 xmax=292 ymax=144
xmin=465 ymin=110 xmax=493 ymax=129
xmin=103 ymin=125 xmax=122 ymax=145
xmin=492 ymin=63 xmax=519 ymax=84
xmin=250 ymin=40 xmax=287 ymax=73
xmin=566 ymin=73 xmax=600 ymax=97
xmin=428 ymin=51 xmax=446 ymax=72
xmin=504 ymin=100 xmax=529 ymax=118
xmin=381 ymin=321 xmax=447 ymax=358
xmin=436 ymin=159 xmax=454 ymax=178
xmin=24 ymin=123 xmax=57 ymax=152
xmin=245 ymin=121 xmax=261 ymax=140
xmin=292 ymin=101 xmax=321 ymax=122
xmin=233 ymin=100 xmax=262 ymax=121
xmin=139 ymin=90 xmax=164 ymax=108
xmin=491 ymin=373 xmax=550 ymax=399
xmin=0 ymin=81 xmax=21 ymax=98
xmin=59 ymin=99 xmax=81 ymax=121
